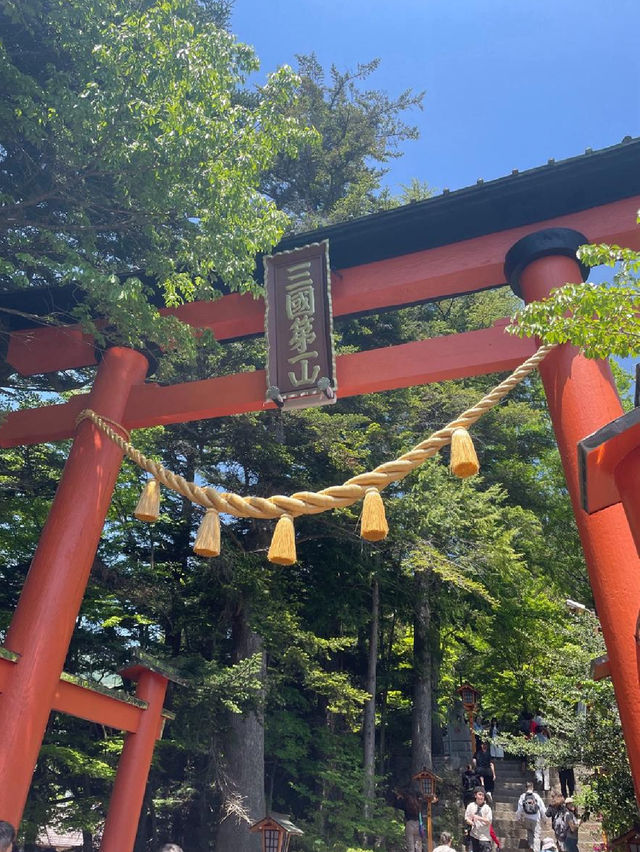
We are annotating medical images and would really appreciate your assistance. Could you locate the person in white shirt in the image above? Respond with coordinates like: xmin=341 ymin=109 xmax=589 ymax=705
xmin=516 ymin=780 xmax=547 ymax=852
xmin=534 ymin=725 xmax=551 ymax=791
xmin=433 ymin=831 xmax=457 ymax=852
xmin=464 ymin=787 xmax=493 ymax=852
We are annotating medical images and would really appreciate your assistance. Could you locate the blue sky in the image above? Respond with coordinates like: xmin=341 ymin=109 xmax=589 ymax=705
xmin=231 ymin=1 xmax=639 ymax=384
xmin=232 ymin=0 xmax=640 ymax=194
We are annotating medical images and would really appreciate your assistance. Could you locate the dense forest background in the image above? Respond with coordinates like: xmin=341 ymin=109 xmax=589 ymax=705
xmin=0 ymin=1 xmax=636 ymax=850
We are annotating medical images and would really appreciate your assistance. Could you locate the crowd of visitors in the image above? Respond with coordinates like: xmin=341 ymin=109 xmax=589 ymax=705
xmin=448 ymin=710 xmax=585 ymax=852
xmin=393 ymin=764 xmax=587 ymax=852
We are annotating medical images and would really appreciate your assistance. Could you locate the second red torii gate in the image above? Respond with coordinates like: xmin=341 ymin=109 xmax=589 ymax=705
xmin=1 ymin=138 xmax=640 ymax=848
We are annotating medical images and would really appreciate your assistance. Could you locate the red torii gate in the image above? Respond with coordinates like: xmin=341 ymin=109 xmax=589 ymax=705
xmin=1 ymin=138 xmax=640 ymax=848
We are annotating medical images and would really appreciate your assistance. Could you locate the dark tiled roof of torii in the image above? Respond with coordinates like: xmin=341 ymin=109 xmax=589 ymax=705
xmin=0 ymin=136 xmax=638 ymax=330
xmin=280 ymin=135 xmax=640 ymax=269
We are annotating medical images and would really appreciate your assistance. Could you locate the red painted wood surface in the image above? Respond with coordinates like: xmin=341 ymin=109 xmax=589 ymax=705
xmin=52 ymin=679 xmax=144 ymax=734
xmin=100 ymin=670 xmax=169 ymax=852
xmin=7 ymin=196 xmax=639 ymax=377
xmin=0 ymin=656 xmax=148 ymax=733
xmin=580 ymin=408 xmax=640 ymax=513
xmin=0 ymin=322 xmax=537 ymax=447
xmin=0 ymin=348 xmax=149 ymax=827
xmin=614 ymin=447 xmax=640 ymax=558
xmin=518 ymin=254 xmax=640 ymax=803
xmin=0 ymin=656 xmax=14 ymax=692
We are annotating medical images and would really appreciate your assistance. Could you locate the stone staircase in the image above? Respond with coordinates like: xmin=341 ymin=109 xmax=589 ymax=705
xmin=488 ymin=758 xmax=552 ymax=850
xmin=471 ymin=759 xmax=602 ymax=852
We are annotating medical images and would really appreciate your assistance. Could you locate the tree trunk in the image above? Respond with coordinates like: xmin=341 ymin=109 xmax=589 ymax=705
xmin=215 ymin=605 xmax=266 ymax=852
xmin=411 ymin=565 xmax=433 ymax=775
xmin=431 ymin=608 xmax=444 ymax=756
xmin=378 ymin=608 xmax=396 ymax=776
xmin=363 ymin=575 xmax=379 ymax=817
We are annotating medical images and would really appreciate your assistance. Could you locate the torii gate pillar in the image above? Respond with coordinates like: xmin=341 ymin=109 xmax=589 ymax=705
xmin=505 ymin=228 xmax=640 ymax=800
xmin=0 ymin=346 xmax=149 ymax=827
xmin=101 ymin=666 xmax=170 ymax=852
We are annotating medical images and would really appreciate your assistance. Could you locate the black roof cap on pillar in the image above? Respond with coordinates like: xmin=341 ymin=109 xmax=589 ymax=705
xmin=504 ymin=228 xmax=590 ymax=297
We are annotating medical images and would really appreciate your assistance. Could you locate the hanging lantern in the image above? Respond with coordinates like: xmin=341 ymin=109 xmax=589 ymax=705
xmin=249 ymin=814 xmax=303 ymax=852
xmin=412 ymin=768 xmax=441 ymax=800
xmin=457 ymin=682 xmax=480 ymax=710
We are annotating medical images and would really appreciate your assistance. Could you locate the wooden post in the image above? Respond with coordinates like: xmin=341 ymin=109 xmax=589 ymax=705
xmin=100 ymin=669 xmax=169 ymax=852
xmin=427 ymin=798 xmax=433 ymax=852
xmin=505 ymin=229 xmax=640 ymax=802
xmin=0 ymin=347 xmax=149 ymax=828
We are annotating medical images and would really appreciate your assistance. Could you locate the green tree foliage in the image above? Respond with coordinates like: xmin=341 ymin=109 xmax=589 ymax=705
xmin=0 ymin=0 xmax=309 ymax=358
xmin=260 ymin=54 xmax=424 ymax=228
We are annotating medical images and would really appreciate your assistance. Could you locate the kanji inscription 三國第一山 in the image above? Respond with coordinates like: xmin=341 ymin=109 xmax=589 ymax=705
xmin=264 ymin=240 xmax=337 ymax=410
xmin=286 ymin=260 xmax=319 ymax=386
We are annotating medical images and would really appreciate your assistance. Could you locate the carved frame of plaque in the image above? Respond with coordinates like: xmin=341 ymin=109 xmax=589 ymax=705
xmin=264 ymin=240 xmax=337 ymax=411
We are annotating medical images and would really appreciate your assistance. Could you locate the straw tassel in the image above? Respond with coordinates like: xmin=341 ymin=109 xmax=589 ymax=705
xmin=450 ymin=427 xmax=480 ymax=478
xmin=268 ymin=513 xmax=296 ymax=565
xmin=134 ymin=477 xmax=160 ymax=522
xmin=360 ymin=487 xmax=389 ymax=541
xmin=193 ymin=508 xmax=221 ymax=558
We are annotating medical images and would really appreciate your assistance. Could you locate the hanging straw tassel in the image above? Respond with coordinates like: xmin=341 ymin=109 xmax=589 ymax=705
xmin=193 ymin=508 xmax=221 ymax=558
xmin=450 ymin=427 xmax=480 ymax=478
xmin=268 ymin=513 xmax=296 ymax=565
xmin=360 ymin=487 xmax=389 ymax=541
xmin=134 ymin=477 xmax=161 ymax=522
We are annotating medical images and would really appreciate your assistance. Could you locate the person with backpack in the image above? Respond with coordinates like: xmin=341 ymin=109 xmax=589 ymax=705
xmin=462 ymin=763 xmax=482 ymax=806
xmin=516 ymin=780 xmax=546 ymax=852
xmin=546 ymin=792 xmax=569 ymax=852
xmin=465 ymin=786 xmax=493 ymax=852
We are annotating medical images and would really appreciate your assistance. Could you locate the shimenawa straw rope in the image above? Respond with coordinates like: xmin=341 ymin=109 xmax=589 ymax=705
xmin=75 ymin=342 xmax=555 ymax=562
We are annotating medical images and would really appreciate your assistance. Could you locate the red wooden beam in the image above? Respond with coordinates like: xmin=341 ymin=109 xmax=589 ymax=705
xmin=6 ymin=197 xmax=639 ymax=377
xmin=0 ymin=654 xmax=167 ymax=735
xmin=52 ymin=677 xmax=145 ymax=733
xmin=0 ymin=322 xmax=537 ymax=447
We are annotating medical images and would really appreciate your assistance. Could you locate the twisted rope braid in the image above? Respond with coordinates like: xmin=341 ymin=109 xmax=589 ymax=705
xmin=76 ymin=342 xmax=555 ymax=519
